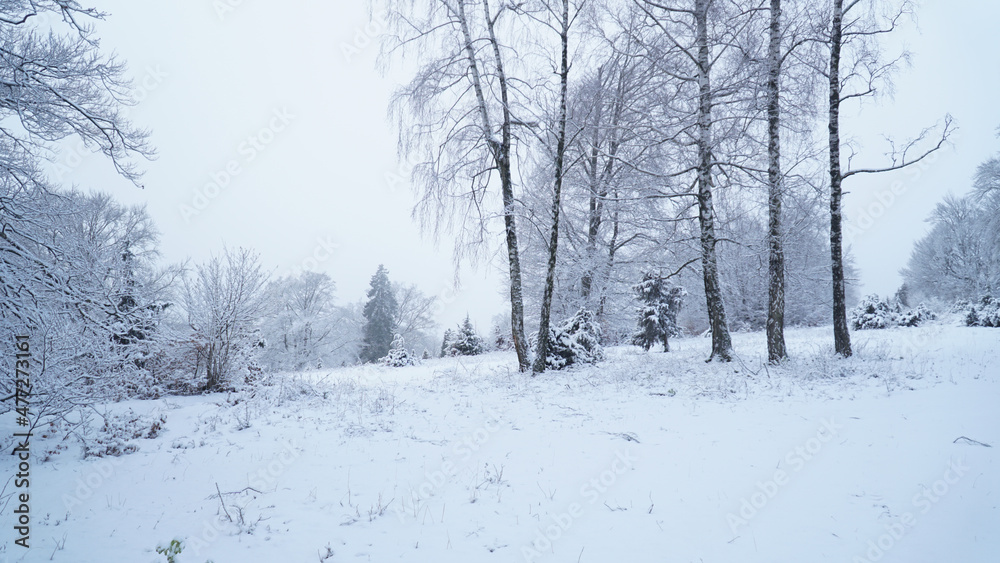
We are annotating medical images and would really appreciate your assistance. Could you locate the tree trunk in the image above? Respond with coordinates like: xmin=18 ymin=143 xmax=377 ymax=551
xmin=695 ymin=0 xmax=733 ymax=362
xmin=766 ymin=0 xmax=787 ymax=363
xmin=581 ymin=69 xmax=604 ymax=303
xmin=582 ymin=62 xmax=628 ymax=311
xmin=487 ymin=0 xmax=530 ymax=372
xmin=828 ymin=0 xmax=852 ymax=357
xmin=459 ymin=0 xmax=530 ymax=371
xmin=534 ymin=0 xmax=571 ymax=374
xmin=501 ymin=166 xmax=530 ymax=372
xmin=206 ymin=342 xmax=223 ymax=391
xmin=598 ymin=189 xmax=620 ymax=321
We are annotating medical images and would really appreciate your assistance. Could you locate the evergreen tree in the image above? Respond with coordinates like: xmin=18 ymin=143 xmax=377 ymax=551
xmin=383 ymin=334 xmax=416 ymax=367
xmin=451 ymin=315 xmax=485 ymax=356
xmin=440 ymin=328 xmax=457 ymax=357
xmin=441 ymin=316 xmax=485 ymax=357
xmin=632 ymin=273 xmax=685 ymax=353
xmin=110 ymin=240 xmax=158 ymax=368
xmin=541 ymin=309 xmax=604 ymax=371
xmin=360 ymin=265 xmax=398 ymax=363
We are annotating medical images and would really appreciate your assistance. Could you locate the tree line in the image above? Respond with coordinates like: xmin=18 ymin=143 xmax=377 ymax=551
xmin=903 ymin=133 xmax=1000 ymax=305
xmin=0 ymin=0 xmax=444 ymax=415
xmin=381 ymin=0 xmax=951 ymax=372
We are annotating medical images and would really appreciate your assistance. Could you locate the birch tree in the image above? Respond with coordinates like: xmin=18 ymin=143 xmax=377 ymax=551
xmin=532 ymin=0 xmax=576 ymax=374
xmin=759 ymin=0 xmax=822 ymax=362
xmin=822 ymin=0 xmax=951 ymax=356
xmin=384 ymin=0 xmax=532 ymax=370
xmin=764 ymin=0 xmax=787 ymax=362
xmin=640 ymin=0 xmax=765 ymax=362
xmin=573 ymin=5 xmax=667 ymax=328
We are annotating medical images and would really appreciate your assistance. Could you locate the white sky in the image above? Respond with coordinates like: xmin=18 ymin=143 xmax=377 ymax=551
xmin=59 ymin=0 xmax=1000 ymax=332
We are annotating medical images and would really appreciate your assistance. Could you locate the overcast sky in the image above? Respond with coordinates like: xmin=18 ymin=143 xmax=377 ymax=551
xmin=61 ymin=0 xmax=1000 ymax=332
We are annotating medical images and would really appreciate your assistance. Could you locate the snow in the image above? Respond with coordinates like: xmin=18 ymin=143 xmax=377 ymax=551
xmin=3 ymin=324 xmax=998 ymax=562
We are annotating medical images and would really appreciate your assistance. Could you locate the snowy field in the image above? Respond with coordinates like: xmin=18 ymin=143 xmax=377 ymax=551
xmin=3 ymin=324 xmax=998 ymax=563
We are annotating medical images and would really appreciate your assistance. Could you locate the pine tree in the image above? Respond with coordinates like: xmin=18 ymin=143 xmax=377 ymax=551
xmin=110 ymin=241 xmax=154 ymax=367
xmin=632 ymin=273 xmax=685 ymax=353
xmin=452 ymin=315 xmax=485 ymax=356
xmin=441 ymin=316 xmax=485 ymax=357
xmin=440 ymin=328 xmax=457 ymax=357
xmin=541 ymin=309 xmax=604 ymax=370
xmin=383 ymin=334 xmax=415 ymax=367
xmin=360 ymin=265 xmax=398 ymax=363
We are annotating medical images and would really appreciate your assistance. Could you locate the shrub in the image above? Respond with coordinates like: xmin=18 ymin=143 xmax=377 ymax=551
xmin=442 ymin=316 xmax=486 ymax=357
xmin=84 ymin=409 xmax=166 ymax=458
xmin=850 ymin=295 xmax=897 ymax=330
xmin=964 ymin=296 xmax=1000 ymax=327
xmin=896 ymin=303 xmax=937 ymax=327
xmin=382 ymin=334 xmax=416 ymax=367
xmin=491 ymin=320 xmax=514 ymax=351
xmin=540 ymin=309 xmax=604 ymax=370
xmin=850 ymin=294 xmax=937 ymax=330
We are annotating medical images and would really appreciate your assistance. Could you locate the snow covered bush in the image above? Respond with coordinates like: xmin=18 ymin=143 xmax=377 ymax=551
xmin=441 ymin=316 xmax=486 ymax=356
xmin=631 ymin=273 xmax=686 ymax=352
xmin=850 ymin=295 xmax=897 ymax=330
xmin=440 ymin=329 xmax=456 ymax=357
xmin=850 ymin=294 xmax=937 ymax=330
xmin=182 ymin=248 xmax=269 ymax=392
xmin=539 ymin=309 xmax=604 ymax=370
xmin=382 ymin=334 xmax=416 ymax=367
xmin=895 ymin=303 xmax=937 ymax=327
xmin=963 ymin=296 xmax=1000 ymax=327
xmin=83 ymin=409 xmax=166 ymax=458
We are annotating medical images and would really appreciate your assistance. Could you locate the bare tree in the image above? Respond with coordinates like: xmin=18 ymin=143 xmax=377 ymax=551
xmin=760 ymin=0 xmax=823 ymax=362
xmin=515 ymin=5 xmax=661 ymax=338
xmin=0 ymin=1 xmax=152 ymax=324
xmin=639 ymin=0 xmax=767 ymax=361
xmin=0 ymin=2 xmax=152 ymax=419
xmin=393 ymin=282 xmax=439 ymax=353
xmin=260 ymin=272 xmax=357 ymax=371
xmin=822 ymin=0 xmax=951 ymax=356
xmin=533 ymin=0 xmax=575 ymax=374
xmin=903 ymin=194 xmax=998 ymax=303
xmin=383 ymin=0 xmax=531 ymax=371
xmin=183 ymin=248 xmax=269 ymax=391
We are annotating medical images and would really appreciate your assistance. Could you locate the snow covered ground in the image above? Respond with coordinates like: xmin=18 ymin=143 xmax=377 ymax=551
xmin=3 ymin=323 xmax=998 ymax=563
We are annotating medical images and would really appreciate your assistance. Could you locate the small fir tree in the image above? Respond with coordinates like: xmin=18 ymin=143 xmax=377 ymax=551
xmin=440 ymin=328 xmax=457 ymax=357
xmin=450 ymin=315 xmax=486 ymax=356
xmin=383 ymin=334 xmax=416 ymax=367
xmin=632 ymin=273 xmax=685 ymax=352
xmin=540 ymin=309 xmax=604 ymax=371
